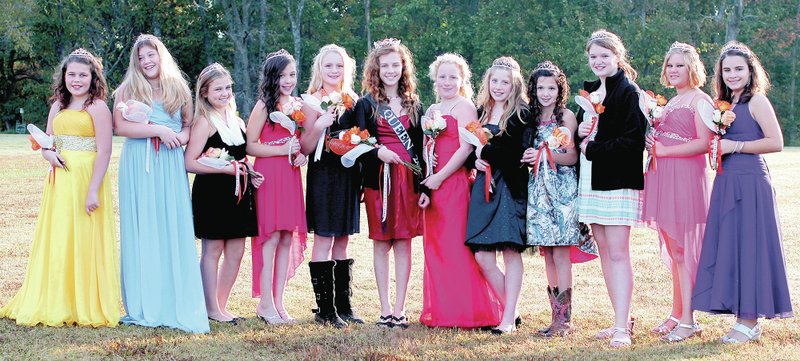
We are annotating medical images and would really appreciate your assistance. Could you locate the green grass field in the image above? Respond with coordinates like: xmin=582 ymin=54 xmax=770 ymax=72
xmin=0 ymin=134 xmax=797 ymax=360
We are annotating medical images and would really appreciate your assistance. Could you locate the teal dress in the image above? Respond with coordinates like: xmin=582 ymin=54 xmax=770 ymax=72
xmin=118 ymin=102 xmax=209 ymax=333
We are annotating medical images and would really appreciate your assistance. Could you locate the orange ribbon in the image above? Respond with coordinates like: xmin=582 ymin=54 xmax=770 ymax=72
xmin=484 ymin=165 xmax=492 ymax=202
xmin=533 ymin=142 xmax=556 ymax=179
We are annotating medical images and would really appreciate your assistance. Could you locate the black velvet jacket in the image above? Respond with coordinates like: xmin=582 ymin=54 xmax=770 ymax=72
xmin=342 ymin=95 xmax=428 ymax=195
xmin=576 ymin=70 xmax=647 ymax=191
xmin=465 ymin=107 xmax=530 ymax=199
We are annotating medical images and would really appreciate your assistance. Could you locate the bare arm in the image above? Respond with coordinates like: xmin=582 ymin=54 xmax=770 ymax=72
xmin=421 ymin=100 xmax=475 ymax=189
xmin=245 ymin=100 xmax=298 ymax=158
xmin=184 ymin=117 xmax=239 ymax=175
xmin=85 ymin=101 xmax=113 ymax=214
xmin=553 ymin=109 xmax=579 ymax=166
xmin=111 ymin=89 xmax=170 ymax=139
xmin=176 ymin=101 xmax=193 ymax=146
xmin=731 ymin=94 xmax=783 ymax=154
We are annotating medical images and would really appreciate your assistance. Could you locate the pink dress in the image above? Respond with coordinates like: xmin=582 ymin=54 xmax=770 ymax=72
xmin=420 ymin=114 xmax=502 ymax=328
xmin=364 ymin=115 xmax=423 ymax=240
xmin=641 ymin=100 xmax=710 ymax=279
xmin=251 ymin=121 xmax=307 ymax=297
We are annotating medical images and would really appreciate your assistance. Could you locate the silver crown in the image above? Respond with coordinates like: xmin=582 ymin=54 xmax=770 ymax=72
xmin=267 ymin=49 xmax=292 ymax=61
xmin=70 ymin=48 xmax=94 ymax=59
xmin=373 ymin=38 xmax=401 ymax=49
xmin=533 ymin=61 xmax=560 ymax=74
xmin=721 ymin=42 xmax=750 ymax=55
xmin=492 ymin=58 xmax=518 ymax=71
xmin=669 ymin=41 xmax=695 ymax=53
xmin=134 ymin=34 xmax=158 ymax=47
xmin=589 ymin=31 xmax=616 ymax=42
xmin=199 ymin=62 xmax=226 ymax=77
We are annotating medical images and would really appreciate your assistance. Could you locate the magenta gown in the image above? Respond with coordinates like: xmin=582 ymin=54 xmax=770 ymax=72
xmin=251 ymin=121 xmax=307 ymax=297
xmin=641 ymin=101 xmax=711 ymax=278
xmin=420 ymin=114 xmax=502 ymax=328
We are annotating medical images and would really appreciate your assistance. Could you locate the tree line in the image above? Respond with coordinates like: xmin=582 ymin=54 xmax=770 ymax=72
xmin=1 ymin=0 xmax=798 ymax=144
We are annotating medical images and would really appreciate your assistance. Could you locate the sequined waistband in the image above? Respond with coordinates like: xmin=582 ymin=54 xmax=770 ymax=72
xmin=263 ymin=136 xmax=292 ymax=146
xmin=55 ymin=135 xmax=97 ymax=152
xmin=653 ymin=129 xmax=693 ymax=143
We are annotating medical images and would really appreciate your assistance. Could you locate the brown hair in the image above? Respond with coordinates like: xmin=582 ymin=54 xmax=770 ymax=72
xmin=713 ymin=41 xmax=770 ymax=104
xmin=585 ymin=29 xmax=637 ymax=81
xmin=50 ymin=49 xmax=107 ymax=110
xmin=362 ymin=41 xmax=421 ymax=123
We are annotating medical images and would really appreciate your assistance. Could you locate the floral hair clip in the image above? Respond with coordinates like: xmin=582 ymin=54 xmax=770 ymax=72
xmin=267 ymin=49 xmax=292 ymax=61
xmin=373 ymin=38 xmax=401 ymax=50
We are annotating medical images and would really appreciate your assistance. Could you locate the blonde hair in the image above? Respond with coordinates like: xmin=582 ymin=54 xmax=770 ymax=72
xmin=306 ymin=44 xmax=356 ymax=96
xmin=428 ymin=53 xmax=474 ymax=101
xmin=475 ymin=57 xmax=528 ymax=135
xmin=113 ymin=34 xmax=191 ymax=116
xmin=585 ymin=29 xmax=638 ymax=81
xmin=362 ymin=41 xmax=421 ymax=123
xmin=194 ymin=63 xmax=238 ymax=129
xmin=660 ymin=42 xmax=707 ymax=88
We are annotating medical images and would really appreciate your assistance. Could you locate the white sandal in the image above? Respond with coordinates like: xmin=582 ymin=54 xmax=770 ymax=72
xmin=609 ymin=327 xmax=632 ymax=347
xmin=652 ymin=315 xmax=680 ymax=335
xmin=596 ymin=317 xmax=635 ymax=339
xmin=662 ymin=323 xmax=702 ymax=342
xmin=721 ymin=322 xmax=761 ymax=344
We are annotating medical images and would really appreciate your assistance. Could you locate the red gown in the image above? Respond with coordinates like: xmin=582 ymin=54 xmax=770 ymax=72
xmin=251 ymin=121 xmax=307 ymax=297
xmin=419 ymin=114 xmax=502 ymax=327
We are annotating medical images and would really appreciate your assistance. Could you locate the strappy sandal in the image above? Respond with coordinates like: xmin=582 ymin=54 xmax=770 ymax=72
xmin=596 ymin=317 xmax=635 ymax=339
xmin=721 ymin=322 xmax=761 ymax=344
xmin=609 ymin=327 xmax=632 ymax=348
xmin=376 ymin=315 xmax=393 ymax=328
xmin=652 ymin=315 xmax=680 ymax=335
xmin=258 ymin=313 xmax=289 ymax=325
xmin=392 ymin=315 xmax=409 ymax=329
xmin=491 ymin=324 xmax=517 ymax=335
xmin=662 ymin=323 xmax=702 ymax=342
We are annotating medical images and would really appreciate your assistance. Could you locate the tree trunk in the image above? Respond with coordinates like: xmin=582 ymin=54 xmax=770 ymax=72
xmin=221 ymin=0 xmax=255 ymax=118
xmin=259 ymin=0 xmax=268 ymax=63
xmin=286 ymin=0 xmax=305 ymax=94
xmin=725 ymin=0 xmax=743 ymax=42
xmin=365 ymin=0 xmax=371 ymax=51
xmin=198 ymin=1 xmax=213 ymax=65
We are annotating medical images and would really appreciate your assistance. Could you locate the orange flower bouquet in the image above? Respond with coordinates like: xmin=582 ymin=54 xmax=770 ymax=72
xmin=698 ymin=99 xmax=737 ymax=173
xmin=459 ymin=120 xmax=495 ymax=202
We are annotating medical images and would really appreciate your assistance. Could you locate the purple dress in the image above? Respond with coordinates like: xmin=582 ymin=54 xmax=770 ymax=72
xmin=692 ymin=101 xmax=793 ymax=320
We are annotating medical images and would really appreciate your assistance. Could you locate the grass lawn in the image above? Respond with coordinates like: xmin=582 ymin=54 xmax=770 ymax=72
xmin=0 ymin=133 xmax=798 ymax=360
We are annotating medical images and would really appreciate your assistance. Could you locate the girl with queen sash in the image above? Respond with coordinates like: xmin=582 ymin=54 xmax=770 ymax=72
xmin=641 ymin=42 xmax=713 ymax=342
xmin=113 ymin=34 xmax=209 ymax=333
xmin=465 ymin=56 xmax=530 ymax=334
xmin=0 ymin=48 xmax=119 ymax=327
xmin=185 ymin=63 xmax=262 ymax=324
xmin=575 ymin=30 xmax=647 ymax=347
xmin=298 ymin=44 xmax=362 ymax=328
xmin=691 ymin=41 xmax=793 ymax=344
xmin=245 ymin=49 xmax=308 ymax=324
xmin=522 ymin=61 xmax=598 ymax=337
xmin=346 ymin=38 xmax=426 ymax=328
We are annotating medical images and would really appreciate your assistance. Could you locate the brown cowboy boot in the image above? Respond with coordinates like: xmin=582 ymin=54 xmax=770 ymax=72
xmin=544 ymin=288 xmax=572 ymax=337
xmin=537 ymin=286 xmax=558 ymax=335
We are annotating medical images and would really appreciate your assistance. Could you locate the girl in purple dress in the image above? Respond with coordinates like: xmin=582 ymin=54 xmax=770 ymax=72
xmin=692 ymin=41 xmax=793 ymax=344
xmin=641 ymin=42 xmax=713 ymax=342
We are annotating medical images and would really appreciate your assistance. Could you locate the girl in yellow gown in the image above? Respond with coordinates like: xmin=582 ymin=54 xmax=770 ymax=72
xmin=0 ymin=48 xmax=120 ymax=327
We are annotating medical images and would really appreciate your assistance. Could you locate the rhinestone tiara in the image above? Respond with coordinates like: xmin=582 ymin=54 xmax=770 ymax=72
xmin=721 ymin=42 xmax=750 ymax=55
xmin=69 ymin=48 xmax=94 ymax=59
xmin=199 ymin=62 xmax=226 ymax=78
xmin=533 ymin=61 xmax=560 ymax=74
xmin=373 ymin=38 xmax=401 ymax=50
xmin=267 ymin=49 xmax=292 ymax=61
xmin=492 ymin=57 xmax=518 ymax=71
xmin=669 ymin=41 xmax=696 ymax=53
xmin=589 ymin=31 xmax=616 ymax=42
xmin=133 ymin=34 xmax=159 ymax=47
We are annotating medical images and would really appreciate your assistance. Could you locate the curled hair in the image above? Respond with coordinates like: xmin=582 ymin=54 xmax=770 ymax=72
xmin=50 ymin=49 xmax=107 ymax=110
xmin=307 ymin=44 xmax=356 ymax=96
xmin=113 ymin=34 xmax=191 ymax=116
xmin=660 ymin=42 xmax=707 ymax=89
xmin=585 ymin=29 xmax=638 ymax=81
xmin=362 ymin=41 xmax=421 ymax=123
xmin=475 ymin=56 xmax=529 ymax=135
xmin=259 ymin=49 xmax=296 ymax=114
xmin=526 ymin=61 xmax=569 ymax=130
xmin=194 ymin=63 xmax=237 ymax=130
xmin=428 ymin=53 xmax=474 ymax=101
xmin=713 ymin=41 xmax=770 ymax=104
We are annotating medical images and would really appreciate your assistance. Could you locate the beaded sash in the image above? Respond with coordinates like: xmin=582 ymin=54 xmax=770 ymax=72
xmin=54 ymin=135 xmax=97 ymax=151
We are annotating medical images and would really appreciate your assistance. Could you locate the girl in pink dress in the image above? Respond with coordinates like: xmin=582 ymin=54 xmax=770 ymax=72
xmin=245 ymin=49 xmax=308 ymax=324
xmin=641 ymin=42 xmax=713 ymax=342
xmin=419 ymin=53 xmax=502 ymax=328
xmin=346 ymin=39 xmax=425 ymax=328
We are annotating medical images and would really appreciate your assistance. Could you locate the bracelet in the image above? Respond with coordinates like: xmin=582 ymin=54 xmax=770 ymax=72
xmin=733 ymin=141 xmax=745 ymax=154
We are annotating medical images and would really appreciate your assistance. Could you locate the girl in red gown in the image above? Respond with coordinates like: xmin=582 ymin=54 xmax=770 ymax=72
xmin=346 ymin=39 xmax=425 ymax=328
xmin=245 ymin=50 xmax=308 ymax=324
xmin=419 ymin=53 xmax=502 ymax=328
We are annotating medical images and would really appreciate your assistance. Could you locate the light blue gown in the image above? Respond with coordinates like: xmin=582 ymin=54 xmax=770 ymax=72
xmin=118 ymin=103 xmax=209 ymax=333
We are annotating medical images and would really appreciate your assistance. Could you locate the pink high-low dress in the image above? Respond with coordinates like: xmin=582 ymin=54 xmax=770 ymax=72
xmin=251 ymin=121 xmax=307 ymax=297
xmin=641 ymin=99 xmax=711 ymax=280
xmin=420 ymin=114 xmax=502 ymax=328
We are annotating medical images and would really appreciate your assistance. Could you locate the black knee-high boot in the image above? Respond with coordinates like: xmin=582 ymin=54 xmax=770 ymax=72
xmin=309 ymin=260 xmax=348 ymax=328
xmin=333 ymin=259 xmax=364 ymax=324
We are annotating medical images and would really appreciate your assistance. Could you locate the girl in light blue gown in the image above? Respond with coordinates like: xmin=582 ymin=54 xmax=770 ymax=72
xmin=112 ymin=34 xmax=209 ymax=333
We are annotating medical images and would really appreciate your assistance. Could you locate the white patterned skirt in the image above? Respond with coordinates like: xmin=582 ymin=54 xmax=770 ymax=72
xmin=577 ymin=153 xmax=641 ymax=226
